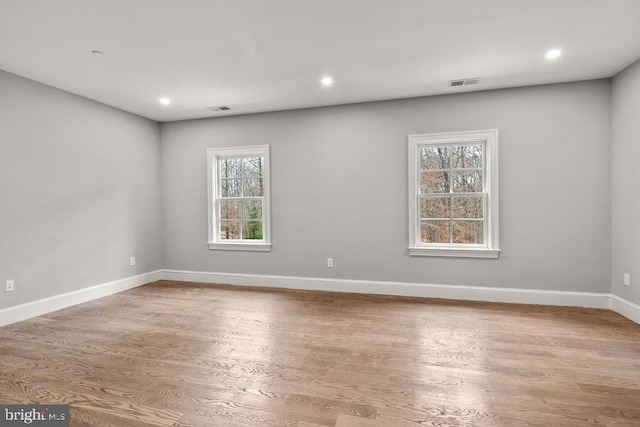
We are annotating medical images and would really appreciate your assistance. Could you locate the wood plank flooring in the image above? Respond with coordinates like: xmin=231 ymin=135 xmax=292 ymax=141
xmin=1 ymin=280 xmax=640 ymax=426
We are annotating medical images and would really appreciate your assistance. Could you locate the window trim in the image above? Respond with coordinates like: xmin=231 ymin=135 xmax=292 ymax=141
xmin=408 ymin=130 xmax=500 ymax=258
xmin=207 ymin=145 xmax=271 ymax=251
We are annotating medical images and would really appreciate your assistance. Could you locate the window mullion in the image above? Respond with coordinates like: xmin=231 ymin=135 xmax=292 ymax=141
xmin=448 ymin=148 xmax=453 ymax=244
xmin=417 ymin=154 xmax=422 ymax=246
xmin=239 ymin=175 xmax=244 ymax=239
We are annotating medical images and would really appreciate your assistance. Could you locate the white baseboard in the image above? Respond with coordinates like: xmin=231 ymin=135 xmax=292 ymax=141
xmin=609 ymin=295 xmax=640 ymax=324
xmin=161 ymin=269 xmax=611 ymax=309
xmin=0 ymin=270 xmax=162 ymax=327
xmin=4 ymin=269 xmax=638 ymax=327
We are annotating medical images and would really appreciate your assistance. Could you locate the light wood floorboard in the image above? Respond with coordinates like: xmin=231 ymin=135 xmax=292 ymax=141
xmin=1 ymin=280 xmax=640 ymax=426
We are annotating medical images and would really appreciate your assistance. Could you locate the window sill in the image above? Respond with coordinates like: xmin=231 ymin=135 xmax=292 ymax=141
xmin=208 ymin=242 xmax=272 ymax=252
xmin=408 ymin=247 xmax=500 ymax=259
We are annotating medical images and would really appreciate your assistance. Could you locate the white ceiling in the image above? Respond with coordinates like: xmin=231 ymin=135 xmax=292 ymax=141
xmin=1 ymin=0 xmax=639 ymax=122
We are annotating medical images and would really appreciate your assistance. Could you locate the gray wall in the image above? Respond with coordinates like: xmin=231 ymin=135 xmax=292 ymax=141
xmin=161 ymin=80 xmax=612 ymax=293
xmin=0 ymin=70 xmax=162 ymax=310
xmin=612 ymin=58 xmax=640 ymax=305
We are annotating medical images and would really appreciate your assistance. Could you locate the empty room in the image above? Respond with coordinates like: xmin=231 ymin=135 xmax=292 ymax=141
xmin=1 ymin=0 xmax=640 ymax=426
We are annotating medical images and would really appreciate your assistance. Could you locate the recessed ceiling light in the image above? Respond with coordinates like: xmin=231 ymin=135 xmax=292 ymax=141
xmin=546 ymin=49 xmax=562 ymax=59
xmin=159 ymin=97 xmax=171 ymax=105
xmin=321 ymin=76 xmax=333 ymax=86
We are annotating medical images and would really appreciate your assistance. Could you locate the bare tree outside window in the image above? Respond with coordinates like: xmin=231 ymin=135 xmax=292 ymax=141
xmin=219 ymin=156 xmax=264 ymax=240
xmin=419 ymin=144 xmax=485 ymax=244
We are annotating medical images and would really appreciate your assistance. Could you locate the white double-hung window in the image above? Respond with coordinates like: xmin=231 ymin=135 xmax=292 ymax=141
xmin=408 ymin=130 xmax=499 ymax=258
xmin=207 ymin=145 xmax=271 ymax=251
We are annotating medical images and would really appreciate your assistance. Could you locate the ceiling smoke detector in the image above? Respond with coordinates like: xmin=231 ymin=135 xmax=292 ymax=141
xmin=207 ymin=105 xmax=232 ymax=112
xmin=449 ymin=78 xmax=480 ymax=87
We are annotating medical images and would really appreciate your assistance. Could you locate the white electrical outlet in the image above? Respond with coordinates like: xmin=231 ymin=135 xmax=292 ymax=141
xmin=327 ymin=258 xmax=334 ymax=268
xmin=624 ymin=273 xmax=630 ymax=287
xmin=130 ymin=257 xmax=136 ymax=266
xmin=5 ymin=279 xmax=15 ymax=292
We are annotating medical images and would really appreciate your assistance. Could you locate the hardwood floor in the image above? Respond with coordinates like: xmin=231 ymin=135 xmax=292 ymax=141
xmin=1 ymin=280 xmax=640 ymax=426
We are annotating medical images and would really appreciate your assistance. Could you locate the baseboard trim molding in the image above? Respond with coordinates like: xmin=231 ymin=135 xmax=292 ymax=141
xmin=162 ymin=269 xmax=611 ymax=309
xmin=610 ymin=295 xmax=640 ymax=324
xmin=4 ymin=270 xmax=636 ymax=327
xmin=0 ymin=270 xmax=162 ymax=327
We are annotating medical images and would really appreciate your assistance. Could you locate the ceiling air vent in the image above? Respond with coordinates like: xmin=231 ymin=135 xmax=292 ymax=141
xmin=207 ymin=105 xmax=232 ymax=112
xmin=449 ymin=78 xmax=480 ymax=87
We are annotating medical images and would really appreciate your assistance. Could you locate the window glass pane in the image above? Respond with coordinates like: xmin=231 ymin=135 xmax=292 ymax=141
xmin=420 ymin=197 xmax=450 ymax=219
xmin=452 ymin=196 xmax=483 ymax=219
xmin=242 ymin=221 xmax=263 ymax=240
xmin=243 ymin=178 xmax=264 ymax=197
xmin=420 ymin=147 xmax=450 ymax=170
xmin=243 ymin=157 xmax=264 ymax=178
xmin=452 ymin=170 xmax=482 ymax=193
xmin=421 ymin=220 xmax=450 ymax=243
xmin=242 ymin=200 xmax=263 ymax=220
xmin=219 ymin=158 xmax=242 ymax=178
xmin=421 ymin=172 xmax=450 ymax=193
xmin=221 ymin=178 xmax=241 ymax=197
xmin=452 ymin=221 xmax=483 ymax=244
xmin=220 ymin=200 xmax=240 ymax=219
xmin=219 ymin=220 xmax=240 ymax=240
xmin=452 ymin=145 xmax=483 ymax=169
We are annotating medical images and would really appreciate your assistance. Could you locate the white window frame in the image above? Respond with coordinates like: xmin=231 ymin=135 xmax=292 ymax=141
xmin=207 ymin=145 xmax=271 ymax=251
xmin=408 ymin=130 xmax=500 ymax=258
